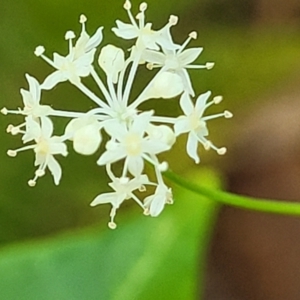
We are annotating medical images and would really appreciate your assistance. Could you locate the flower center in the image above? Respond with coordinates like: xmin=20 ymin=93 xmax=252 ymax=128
xmin=35 ymin=139 xmax=50 ymax=155
xmin=124 ymin=133 xmax=142 ymax=156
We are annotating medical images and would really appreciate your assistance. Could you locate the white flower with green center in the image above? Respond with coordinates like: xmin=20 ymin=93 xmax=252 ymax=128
xmin=90 ymin=166 xmax=150 ymax=229
xmin=2 ymin=74 xmax=52 ymax=136
xmin=143 ymin=32 xmax=214 ymax=96
xmin=174 ymin=92 xmax=232 ymax=163
xmin=112 ymin=1 xmax=178 ymax=51
xmin=7 ymin=116 xmax=68 ymax=186
xmin=98 ymin=112 xmax=171 ymax=177
xmin=36 ymin=15 xmax=103 ymax=89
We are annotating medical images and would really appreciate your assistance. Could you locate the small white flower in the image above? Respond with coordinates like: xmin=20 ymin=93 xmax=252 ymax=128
xmin=144 ymin=183 xmax=173 ymax=217
xmin=7 ymin=116 xmax=68 ymax=186
xmin=90 ymin=171 xmax=150 ymax=229
xmin=143 ymin=32 xmax=214 ymax=96
xmin=174 ymin=92 xmax=231 ymax=163
xmin=39 ymin=16 xmax=103 ymax=89
xmin=98 ymin=112 xmax=171 ymax=177
xmin=112 ymin=1 xmax=178 ymax=51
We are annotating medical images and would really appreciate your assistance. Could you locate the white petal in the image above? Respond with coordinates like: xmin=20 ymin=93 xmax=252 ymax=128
xmin=174 ymin=117 xmax=190 ymax=136
xmin=178 ymin=69 xmax=194 ymax=96
xmin=195 ymin=91 xmax=211 ymax=114
xmin=49 ymin=140 xmax=68 ymax=156
xmin=47 ymin=155 xmax=62 ymax=185
xmin=85 ymin=27 xmax=103 ymax=52
xmin=148 ymin=72 xmax=184 ymax=99
xmin=97 ymin=146 xmax=126 ymax=166
xmin=90 ymin=192 xmax=124 ymax=207
xmin=42 ymin=71 xmax=66 ymax=90
xmin=179 ymin=92 xmax=194 ymax=115
xmin=131 ymin=111 xmax=152 ymax=135
xmin=104 ymin=120 xmax=127 ymax=141
xmin=127 ymin=156 xmax=144 ymax=177
xmin=112 ymin=20 xmax=138 ymax=39
xmin=149 ymin=194 xmax=165 ymax=217
xmin=186 ymin=133 xmax=200 ymax=163
xmin=25 ymin=74 xmax=40 ymax=103
xmin=142 ymin=50 xmax=165 ymax=64
xmin=40 ymin=116 xmax=53 ymax=138
xmin=179 ymin=48 xmax=203 ymax=66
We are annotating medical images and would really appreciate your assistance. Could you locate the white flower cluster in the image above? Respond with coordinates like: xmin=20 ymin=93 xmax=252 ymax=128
xmin=2 ymin=1 xmax=232 ymax=229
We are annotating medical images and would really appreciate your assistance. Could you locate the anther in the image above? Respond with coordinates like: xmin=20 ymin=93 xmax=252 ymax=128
xmin=217 ymin=147 xmax=227 ymax=155
xmin=224 ymin=110 xmax=233 ymax=118
xmin=35 ymin=169 xmax=45 ymax=177
xmin=79 ymin=14 xmax=87 ymax=23
xmin=65 ymin=31 xmax=76 ymax=40
xmin=11 ymin=127 xmax=20 ymax=135
xmin=1 ymin=107 xmax=8 ymax=115
xmin=204 ymin=141 xmax=211 ymax=150
xmin=146 ymin=63 xmax=154 ymax=70
xmin=144 ymin=208 xmax=150 ymax=216
xmin=108 ymin=222 xmax=117 ymax=229
xmin=206 ymin=62 xmax=215 ymax=70
xmin=139 ymin=2 xmax=147 ymax=11
xmin=139 ymin=185 xmax=146 ymax=192
xmin=169 ymin=15 xmax=178 ymax=26
xmin=189 ymin=31 xmax=197 ymax=39
xmin=123 ymin=0 xmax=131 ymax=10
xmin=28 ymin=180 xmax=36 ymax=187
xmin=6 ymin=124 xmax=14 ymax=133
xmin=7 ymin=150 xmax=17 ymax=157
xmin=34 ymin=46 xmax=45 ymax=57
xmin=213 ymin=96 xmax=223 ymax=104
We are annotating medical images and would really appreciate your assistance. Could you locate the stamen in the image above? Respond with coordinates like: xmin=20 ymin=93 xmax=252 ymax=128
xmin=28 ymin=180 xmax=36 ymax=187
xmin=6 ymin=124 xmax=14 ymax=133
xmin=169 ymin=15 xmax=178 ymax=26
xmin=34 ymin=46 xmax=45 ymax=57
xmin=139 ymin=185 xmax=146 ymax=192
xmin=139 ymin=2 xmax=147 ymax=11
xmin=1 ymin=107 xmax=8 ymax=115
xmin=79 ymin=14 xmax=87 ymax=24
xmin=206 ymin=62 xmax=215 ymax=69
xmin=224 ymin=110 xmax=233 ymax=118
xmin=123 ymin=0 xmax=131 ymax=10
xmin=217 ymin=147 xmax=227 ymax=155
xmin=7 ymin=150 xmax=17 ymax=157
xmin=189 ymin=31 xmax=197 ymax=39
xmin=65 ymin=30 xmax=76 ymax=40
xmin=108 ymin=222 xmax=117 ymax=229
xmin=11 ymin=126 xmax=21 ymax=135
xmin=35 ymin=169 xmax=45 ymax=177
xmin=213 ymin=96 xmax=223 ymax=104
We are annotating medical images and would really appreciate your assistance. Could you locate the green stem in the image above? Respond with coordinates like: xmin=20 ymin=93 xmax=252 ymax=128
xmin=165 ymin=169 xmax=300 ymax=215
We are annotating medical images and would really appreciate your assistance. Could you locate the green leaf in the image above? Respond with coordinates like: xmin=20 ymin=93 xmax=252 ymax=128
xmin=0 ymin=170 xmax=219 ymax=300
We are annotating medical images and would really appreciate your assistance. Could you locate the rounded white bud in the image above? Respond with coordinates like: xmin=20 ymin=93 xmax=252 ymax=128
xmin=1 ymin=107 xmax=8 ymax=115
xmin=213 ymin=96 xmax=223 ymax=104
xmin=224 ymin=110 xmax=233 ymax=118
xmin=28 ymin=180 xmax=36 ymax=187
xmin=79 ymin=14 xmax=87 ymax=24
xmin=65 ymin=30 xmax=76 ymax=40
xmin=217 ymin=147 xmax=227 ymax=155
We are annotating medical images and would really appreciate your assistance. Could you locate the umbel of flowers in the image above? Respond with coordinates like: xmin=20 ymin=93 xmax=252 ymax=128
xmin=1 ymin=1 xmax=232 ymax=229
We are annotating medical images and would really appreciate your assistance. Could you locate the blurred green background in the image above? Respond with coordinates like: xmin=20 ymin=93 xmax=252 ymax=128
xmin=1 ymin=0 xmax=300 ymax=299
